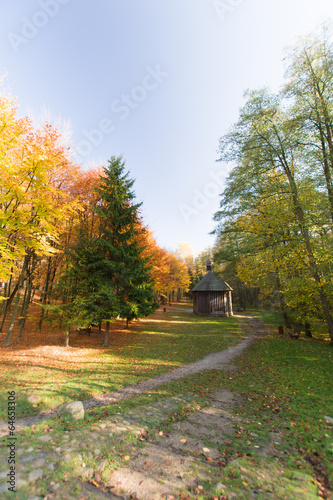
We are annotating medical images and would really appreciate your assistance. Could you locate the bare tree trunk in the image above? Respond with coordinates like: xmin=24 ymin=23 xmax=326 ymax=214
xmin=276 ymin=276 xmax=292 ymax=329
xmin=6 ymin=282 xmax=20 ymax=309
xmin=0 ymin=273 xmax=13 ymax=332
xmin=5 ymin=289 xmax=22 ymax=346
xmin=47 ymin=262 xmax=58 ymax=304
xmin=18 ymin=278 xmax=33 ymax=340
xmin=17 ymin=284 xmax=28 ymax=335
xmin=18 ymin=251 xmax=37 ymax=340
xmin=64 ymin=328 xmax=70 ymax=347
xmin=305 ymin=321 xmax=312 ymax=337
xmin=5 ymin=257 xmax=28 ymax=346
xmin=30 ymin=288 xmax=36 ymax=303
xmin=0 ymin=283 xmax=9 ymax=332
xmin=103 ymin=321 xmax=110 ymax=346
xmin=0 ymin=283 xmax=7 ymax=316
xmin=38 ymin=256 xmax=52 ymax=331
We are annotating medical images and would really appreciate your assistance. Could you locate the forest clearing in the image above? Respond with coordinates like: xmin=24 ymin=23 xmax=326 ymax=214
xmin=1 ymin=5 xmax=333 ymax=499
xmin=0 ymin=304 xmax=332 ymax=499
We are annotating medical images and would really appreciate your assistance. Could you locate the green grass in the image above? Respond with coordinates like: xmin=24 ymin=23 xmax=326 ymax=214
xmin=0 ymin=304 xmax=244 ymax=420
xmin=87 ymin=311 xmax=333 ymax=498
xmin=249 ymin=308 xmax=285 ymax=327
xmin=0 ymin=306 xmax=332 ymax=498
xmin=135 ymin=322 xmax=332 ymax=498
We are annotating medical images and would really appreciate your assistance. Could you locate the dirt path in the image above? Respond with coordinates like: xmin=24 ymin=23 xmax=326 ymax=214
xmin=0 ymin=314 xmax=264 ymax=437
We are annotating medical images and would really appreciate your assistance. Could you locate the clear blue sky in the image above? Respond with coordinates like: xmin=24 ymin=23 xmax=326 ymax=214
xmin=1 ymin=0 xmax=333 ymax=256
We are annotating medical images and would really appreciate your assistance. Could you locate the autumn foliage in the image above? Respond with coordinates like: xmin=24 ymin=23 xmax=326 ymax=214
xmin=0 ymin=95 xmax=190 ymax=346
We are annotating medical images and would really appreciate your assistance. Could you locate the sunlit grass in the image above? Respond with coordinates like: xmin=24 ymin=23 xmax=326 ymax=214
xmin=0 ymin=304 xmax=244 ymax=420
xmin=82 ymin=314 xmax=333 ymax=499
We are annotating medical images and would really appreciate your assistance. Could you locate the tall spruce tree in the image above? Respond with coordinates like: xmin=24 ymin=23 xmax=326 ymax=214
xmin=45 ymin=236 xmax=120 ymax=347
xmin=94 ymin=156 xmax=158 ymax=328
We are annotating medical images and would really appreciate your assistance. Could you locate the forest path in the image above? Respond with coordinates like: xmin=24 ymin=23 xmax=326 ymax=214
xmin=0 ymin=314 xmax=265 ymax=437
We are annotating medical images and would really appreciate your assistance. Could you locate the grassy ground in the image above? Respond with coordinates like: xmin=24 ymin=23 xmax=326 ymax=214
xmin=83 ymin=309 xmax=333 ymax=498
xmin=0 ymin=303 xmax=244 ymax=421
xmin=129 ymin=311 xmax=332 ymax=499
xmin=1 ymin=304 xmax=332 ymax=498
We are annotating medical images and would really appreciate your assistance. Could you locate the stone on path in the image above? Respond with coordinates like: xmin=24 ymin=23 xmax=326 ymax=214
xmin=34 ymin=458 xmax=46 ymax=468
xmin=98 ymin=459 xmax=107 ymax=472
xmin=27 ymin=394 xmax=41 ymax=404
xmin=215 ymin=482 xmax=228 ymax=492
xmin=58 ymin=401 xmax=84 ymax=420
xmin=28 ymin=469 xmax=44 ymax=482
xmin=80 ymin=467 xmax=94 ymax=480
xmin=38 ymin=434 xmax=53 ymax=442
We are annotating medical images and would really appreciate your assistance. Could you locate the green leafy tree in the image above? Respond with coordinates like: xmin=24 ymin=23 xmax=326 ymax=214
xmin=213 ymin=32 xmax=333 ymax=341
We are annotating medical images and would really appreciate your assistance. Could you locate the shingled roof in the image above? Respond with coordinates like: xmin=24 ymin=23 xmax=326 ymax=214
xmin=192 ymin=261 xmax=232 ymax=292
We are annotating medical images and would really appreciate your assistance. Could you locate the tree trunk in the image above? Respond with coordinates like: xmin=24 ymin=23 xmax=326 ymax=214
xmin=315 ymin=117 xmax=333 ymax=223
xmin=0 ymin=280 xmax=10 ymax=332
xmin=5 ymin=257 xmax=28 ymax=346
xmin=18 ymin=250 xmax=37 ymax=339
xmin=0 ymin=283 xmax=7 ymax=316
xmin=64 ymin=329 xmax=70 ymax=347
xmin=38 ymin=257 xmax=52 ymax=331
xmin=19 ymin=285 xmax=28 ymax=318
xmin=7 ymin=271 xmax=12 ymax=296
xmin=18 ymin=281 xmax=33 ymax=340
xmin=5 ymin=288 xmax=22 ymax=346
xmin=305 ymin=321 xmax=312 ymax=337
xmin=103 ymin=321 xmax=110 ymax=346
xmin=17 ymin=285 xmax=28 ymax=338
xmin=0 ymin=272 xmax=15 ymax=332
xmin=276 ymin=277 xmax=292 ymax=329
xmin=47 ymin=262 xmax=58 ymax=304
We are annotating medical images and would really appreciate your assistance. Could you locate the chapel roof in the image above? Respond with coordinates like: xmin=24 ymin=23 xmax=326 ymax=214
xmin=192 ymin=261 xmax=233 ymax=292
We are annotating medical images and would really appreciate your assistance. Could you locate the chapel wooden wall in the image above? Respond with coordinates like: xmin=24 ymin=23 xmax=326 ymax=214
xmin=193 ymin=291 xmax=233 ymax=316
